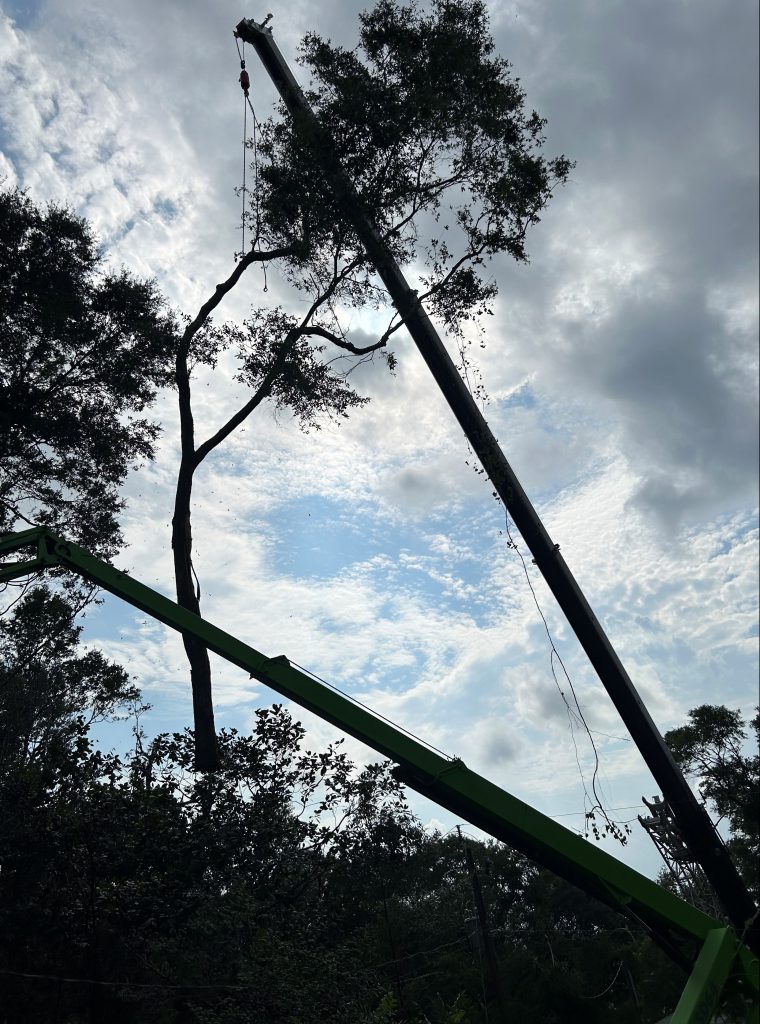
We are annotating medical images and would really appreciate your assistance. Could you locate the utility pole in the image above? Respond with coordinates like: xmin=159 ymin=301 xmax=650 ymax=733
xmin=233 ymin=17 xmax=759 ymax=954
xmin=458 ymin=827 xmax=509 ymax=1023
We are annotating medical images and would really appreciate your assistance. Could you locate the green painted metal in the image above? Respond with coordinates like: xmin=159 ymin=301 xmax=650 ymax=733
xmin=0 ymin=526 xmax=58 ymax=581
xmin=0 ymin=527 xmax=753 ymax=980
xmin=671 ymin=928 xmax=753 ymax=1024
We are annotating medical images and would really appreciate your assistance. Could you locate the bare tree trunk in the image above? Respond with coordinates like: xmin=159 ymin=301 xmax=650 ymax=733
xmin=167 ymin=241 xmax=366 ymax=772
xmin=172 ymin=454 xmax=218 ymax=771
xmin=171 ymin=309 xmax=295 ymax=771
xmin=173 ymin=317 xmax=219 ymax=771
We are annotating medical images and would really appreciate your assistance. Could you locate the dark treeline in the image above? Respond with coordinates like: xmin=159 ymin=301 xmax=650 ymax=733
xmin=0 ymin=584 xmax=686 ymax=1023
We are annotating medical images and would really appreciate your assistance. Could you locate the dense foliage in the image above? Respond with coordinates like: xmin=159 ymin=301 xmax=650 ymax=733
xmin=665 ymin=705 xmax=760 ymax=900
xmin=259 ymin=0 xmax=572 ymax=337
xmin=0 ymin=610 xmax=683 ymax=1023
xmin=0 ymin=188 xmax=175 ymax=557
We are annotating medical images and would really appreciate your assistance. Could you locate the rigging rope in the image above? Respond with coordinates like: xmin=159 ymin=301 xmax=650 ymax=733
xmin=236 ymin=35 xmax=249 ymax=256
xmin=502 ymin=509 xmax=631 ymax=845
xmin=241 ymin=79 xmax=247 ymax=254
xmin=458 ymin=347 xmax=630 ymax=842
xmin=235 ymin=38 xmax=267 ymax=290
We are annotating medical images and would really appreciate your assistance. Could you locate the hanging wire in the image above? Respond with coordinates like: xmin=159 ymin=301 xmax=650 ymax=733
xmin=578 ymin=959 xmax=624 ymax=1000
xmin=242 ymin=84 xmax=247 ymax=255
xmin=247 ymin=95 xmax=261 ymax=245
xmin=368 ymin=934 xmax=469 ymax=971
xmin=289 ymin=658 xmax=454 ymax=760
xmin=0 ymin=967 xmax=250 ymax=991
xmin=247 ymin=93 xmax=268 ymax=292
xmin=235 ymin=35 xmax=248 ymax=257
xmin=234 ymin=38 xmax=267 ymax=290
xmin=502 ymin=509 xmax=631 ymax=845
xmin=455 ymin=323 xmax=630 ymax=842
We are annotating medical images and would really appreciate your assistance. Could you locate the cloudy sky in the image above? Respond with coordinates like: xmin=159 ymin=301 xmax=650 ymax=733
xmin=1 ymin=0 xmax=757 ymax=882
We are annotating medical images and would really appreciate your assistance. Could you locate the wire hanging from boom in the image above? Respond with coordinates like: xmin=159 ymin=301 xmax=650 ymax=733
xmin=240 ymin=68 xmax=248 ymax=256
xmin=234 ymin=37 xmax=267 ymax=290
xmin=501 ymin=508 xmax=631 ymax=846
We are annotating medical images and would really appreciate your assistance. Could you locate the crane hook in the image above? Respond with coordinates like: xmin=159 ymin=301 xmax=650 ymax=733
xmin=239 ymin=61 xmax=250 ymax=97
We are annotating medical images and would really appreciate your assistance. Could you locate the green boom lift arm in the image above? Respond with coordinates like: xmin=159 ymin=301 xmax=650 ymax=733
xmin=1 ymin=527 xmax=757 ymax=1022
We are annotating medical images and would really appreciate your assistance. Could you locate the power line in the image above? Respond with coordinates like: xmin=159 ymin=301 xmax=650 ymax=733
xmin=368 ymin=934 xmax=469 ymax=971
xmin=0 ymin=968 xmax=250 ymax=991
xmin=289 ymin=659 xmax=454 ymax=760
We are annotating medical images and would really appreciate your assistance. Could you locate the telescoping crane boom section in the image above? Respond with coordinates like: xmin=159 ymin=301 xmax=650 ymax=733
xmin=233 ymin=16 xmax=759 ymax=954
xmin=0 ymin=526 xmax=757 ymax=1023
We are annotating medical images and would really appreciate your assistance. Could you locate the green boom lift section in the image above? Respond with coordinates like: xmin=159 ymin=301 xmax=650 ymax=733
xmin=1 ymin=527 xmax=757 ymax=1023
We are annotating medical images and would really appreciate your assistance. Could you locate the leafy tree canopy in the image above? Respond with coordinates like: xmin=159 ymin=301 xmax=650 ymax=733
xmin=0 ymin=584 xmax=139 ymax=804
xmin=666 ymin=704 xmax=759 ymax=898
xmin=0 ymin=188 xmax=177 ymax=556
xmin=257 ymin=0 xmax=572 ymax=345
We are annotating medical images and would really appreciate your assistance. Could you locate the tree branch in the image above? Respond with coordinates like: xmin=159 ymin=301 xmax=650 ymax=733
xmin=416 ymin=235 xmax=491 ymax=308
xmin=181 ymin=244 xmax=300 ymax=346
xmin=300 ymin=325 xmax=387 ymax=355
xmin=192 ymin=330 xmax=301 ymax=467
xmin=174 ymin=243 xmax=301 ymax=467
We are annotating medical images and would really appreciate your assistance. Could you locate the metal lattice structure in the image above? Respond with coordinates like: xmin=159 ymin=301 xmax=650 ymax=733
xmin=640 ymin=796 xmax=725 ymax=921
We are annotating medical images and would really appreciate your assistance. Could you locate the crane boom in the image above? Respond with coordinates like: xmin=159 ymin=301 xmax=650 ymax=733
xmin=233 ymin=16 xmax=759 ymax=952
